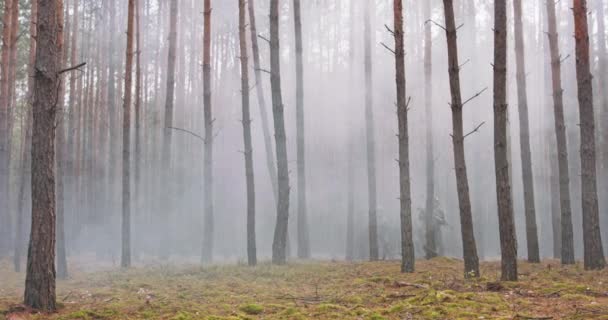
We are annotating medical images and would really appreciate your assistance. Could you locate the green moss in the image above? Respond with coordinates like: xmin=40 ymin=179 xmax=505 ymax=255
xmin=239 ymin=304 xmax=263 ymax=315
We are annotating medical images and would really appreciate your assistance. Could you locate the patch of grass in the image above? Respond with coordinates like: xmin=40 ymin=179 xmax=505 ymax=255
xmin=239 ymin=303 xmax=263 ymax=315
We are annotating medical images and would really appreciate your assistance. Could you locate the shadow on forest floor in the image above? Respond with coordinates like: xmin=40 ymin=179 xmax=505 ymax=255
xmin=0 ymin=257 xmax=607 ymax=319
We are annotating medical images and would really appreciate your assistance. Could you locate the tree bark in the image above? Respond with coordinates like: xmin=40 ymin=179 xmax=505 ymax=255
xmin=393 ymin=0 xmax=415 ymax=273
xmin=545 ymin=0 xmax=575 ymax=265
xmin=201 ymin=0 xmax=214 ymax=264
xmin=247 ymin=0 xmax=278 ymax=202
xmin=239 ymin=0 xmax=256 ymax=266
xmin=270 ymin=0 xmax=291 ymax=265
xmin=442 ymin=0 xmax=480 ymax=278
xmin=364 ymin=0 xmax=378 ymax=261
xmin=293 ymin=0 xmax=310 ymax=260
xmin=24 ymin=0 xmax=64 ymax=310
xmin=345 ymin=0 xmax=356 ymax=261
xmin=134 ymin=0 xmax=142 ymax=226
xmin=572 ymin=0 xmax=606 ymax=270
xmin=493 ymin=0 xmax=518 ymax=281
xmin=121 ymin=0 xmax=135 ymax=268
xmin=513 ymin=0 xmax=540 ymax=263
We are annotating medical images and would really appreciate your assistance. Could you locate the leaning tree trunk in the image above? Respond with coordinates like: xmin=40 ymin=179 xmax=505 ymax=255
xmin=293 ymin=0 xmax=310 ymax=260
xmin=201 ymin=0 xmax=214 ymax=264
xmin=423 ymin=0 xmax=438 ymax=260
xmin=572 ymin=0 xmax=606 ymax=270
xmin=0 ymin=0 xmax=14 ymax=257
xmin=545 ymin=0 xmax=575 ymax=265
xmin=121 ymin=0 xmax=135 ymax=268
xmin=161 ymin=0 xmax=177 ymax=258
xmin=239 ymin=0 xmax=257 ymax=266
xmin=270 ymin=0 xmax=291 ymax=265
xmin=247 ymin=0 xmax=278 ymax=201
xmin=513 ymin=0 xmax=540 ymax=263
xmin=24 ymin=0 xmax=64 ymax=311
xmin=493 ymin=0 xmax=518 ymax=281
xmin=442 ymin=0 xmax=480 ymax=278
xmin=393 ymin=0 xmax=415 ymax=273
xmin=364 ymin=0 xmax=378 ymax=261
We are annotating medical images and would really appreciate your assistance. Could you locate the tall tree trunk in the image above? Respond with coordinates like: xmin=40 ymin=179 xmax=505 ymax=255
xmin=247 ymin=0 xmax=278 ymax=200
xmin=161 ymin=0 xmax=177 ymax=258
xmin=134 ymin=0 xmax=142 ymax=226
xmin=201 ymin=0 xmax=214 ymax=264
xmin=122 ymin=0 xmax=135 ymax=268
xmin=108 ymin=0 xmax=118 ymax=214
xmin=345 ymin=0 xmax=356 ymax=261
xmin=0 ymin=0 xmax=14 ymax=257
xmin=572 ymin=0 xmax=606 ymax=270
xmin=393 ymin=0 xmax=415 ymax=273
xmin=595 ymin=0 xmax=608 ymax=256
xmin=24 ymin=0 xmax=64 ymax=310
xmin=513 ymin=0 xmax=540 ymax=263
xmin=293 ymin=0 xmax=310 ymax=259
xmin=270 ymin=0 xmax=291 ymax=265
xmin=66 ymin=0 xmax=79 ymax=248
xmin=442 ymin=0 xmax=480 ymax=278
xmin=14 ymin=0 xmax=37 ymax=272
xmin=239 ymin=0 xmax=256 ymax=266
xmin=546 ymin=0 xmax=575 ymax=265
xmin=364 ymin=0 xmax=378 ymax=261
xmin=493 ymin=0 xmax=518 ymax=281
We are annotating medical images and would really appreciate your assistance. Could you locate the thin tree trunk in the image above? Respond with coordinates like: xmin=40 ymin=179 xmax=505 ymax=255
xmin=270 ymin=0 xmax=291 ymax=265
xmin=442 ymin=0 xmax=480 ymax=278
xmin=364 ymin=0 xmax=378 ymax=261
xmin=247 ymin=0 xmax=278 ymax=201
xmin=201 ymin=0 xmax=214 ymax=264
xmin=345 ymin=0 xmax=356 ymax=261
xmin=161 ymin=0 xmax=177 ymax=258
xmin=493 ymin=0 xmax=518 ymax=281
xmin=545 ymin=0 xmax=575 ymax=264
xmin=134 ymin=0 xmax=142 ymax=226
xmin=293 ymin=0 xmax=310 ymax=259
xmin=393 ymin=0 xmax=415 ymax=273
xmin=572 ymin=0 xmax=606 ymax=270
xmin=513 ymin=0 xmax=540 ymax=263
xmin=121 ymin=0 xmax=135 ymax=268
xmin=0 ymin=0 xmax=14 ymax=257
xmin=24 ymin=0 xmax=64 ymax=310
xmin=424 ymin=0 xmax=438 ymax=260
xmin=239 ymin=0 xmax=256 ymax=266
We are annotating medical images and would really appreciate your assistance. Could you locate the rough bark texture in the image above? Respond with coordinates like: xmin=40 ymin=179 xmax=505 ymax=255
xmin=0 ymin=0 xmax=14 ymax=256
xmin=122 ymin=0 xmax=135 ymax=268
xmin=161 ymin=0 xmax=177 ymax=258
xmin=572 ymin=0 xmax=606 ymax=270
xmin=247 ymin=0 xmax=278 ymax=201
xmin=270 ymin=0 xmax=291 ymax=265
xmin=364 ymin=0 xmax=378 ymax=261
xmin=293 ymin=0 xmax=310 ymax=260
xmin=493 ymin=0 xmax=518 ymax=282
xmin=513 ymin=0 xmax=540 ymax=263
xmin=238 ymin=0 xmax=257 ymax=267
xmin=393 ymin=0 xmax=415 ymax=273
xmin=442 ymin=0 xmax=480 ymax=278
xmin=201 ymin=0 xmax=214 ymax=264
xmin=545 ymin=0 xmax=575 ymax=264
xmin=424 ymin=0 xmax=438 ymax=260
xmin=24 ymin=0 xmax=64 ymax=310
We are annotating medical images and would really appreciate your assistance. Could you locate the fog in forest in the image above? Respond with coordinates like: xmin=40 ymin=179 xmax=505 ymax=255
xmin=1 ymin=0 xmax=607 ymax=272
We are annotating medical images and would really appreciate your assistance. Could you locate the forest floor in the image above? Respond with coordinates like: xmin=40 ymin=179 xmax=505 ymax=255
xmin=0 ymin=257 xmax=607 ymax=320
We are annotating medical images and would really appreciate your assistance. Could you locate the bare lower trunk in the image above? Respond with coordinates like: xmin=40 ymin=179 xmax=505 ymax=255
xmin=364 ymin=0 xmax=378 ymax=261
xmin=393 ymin=0 xmax=415 ymax=273
xmin=24 ymin=0 xmax=63 ymax=310
xmin=201 ymin=0 xmax=214 ymax=264
xmin=493 ymin=0 xmax=518 ymax=282
xmin=270 ymin=0 xmax=291 ymax=265
xmin=121 ymin=0 xmax=135 ymax=269
xmin=442 ymin=0 xmax=480 ymax=278
xmin=239 ymin=0 xmax=256 ymax=266
xmin=572 ymin=0 xmax=605 ymax=270
xmin=247 ymin=0 xmax=278 ymax=202
xmin=513 ymin=0 xmax=540 ymax=263
xmin=545 ymin=0 xmax=575 ymax=264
